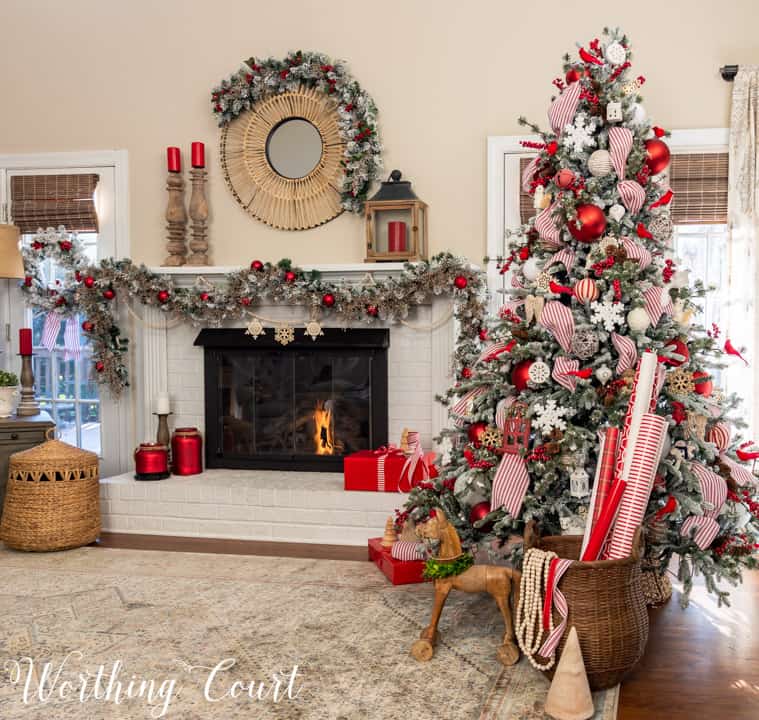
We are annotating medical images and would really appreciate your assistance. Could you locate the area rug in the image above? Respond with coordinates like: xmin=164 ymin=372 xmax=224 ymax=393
xmin=0 ymin=546 xmax=618 ymax=719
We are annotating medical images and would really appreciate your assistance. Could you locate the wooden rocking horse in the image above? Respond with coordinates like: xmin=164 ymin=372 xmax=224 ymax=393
xmin=410 ymin=508 xmax=521 ymax=666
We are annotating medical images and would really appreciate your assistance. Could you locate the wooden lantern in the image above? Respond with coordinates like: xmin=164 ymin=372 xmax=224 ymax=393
xmin=365 ymin=170 xmax=428 ymax=262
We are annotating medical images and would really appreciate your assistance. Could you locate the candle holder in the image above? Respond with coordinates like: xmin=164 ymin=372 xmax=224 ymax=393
xmin=16 ymin=354 xmax=40 ymax=416
xmin=163 ymin=172 xmax=188 ymax=266
xmin=154 ymin=412 xmax=172 ymax=448
xmin=187 ymin=167 xmax=209 ymax=265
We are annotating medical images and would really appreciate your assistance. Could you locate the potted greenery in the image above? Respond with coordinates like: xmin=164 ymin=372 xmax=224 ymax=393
xmin=0 ymin=370 xmax=20 ymax=418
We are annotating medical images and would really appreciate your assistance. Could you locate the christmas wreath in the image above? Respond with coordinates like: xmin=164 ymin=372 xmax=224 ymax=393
xmin=211 ymin=50 xmax=381 ymax=213
xmin=20 ymin=227 xmax=486 ymax=397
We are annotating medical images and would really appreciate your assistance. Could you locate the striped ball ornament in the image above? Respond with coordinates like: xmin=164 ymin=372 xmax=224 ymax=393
xmin=706 ymin=422 xmax=731 ymax=451
xmin=573 ymin=277 xmax=599 ymax=305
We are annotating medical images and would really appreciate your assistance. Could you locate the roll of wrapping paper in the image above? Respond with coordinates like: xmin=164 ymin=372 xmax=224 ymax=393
xmin=581 ymin=479 xmax=627 ymax=562
xmin=580 ymin=426 xmax=619 ymax=557
xmin=605 ymin=413 xmax=669 ymax=559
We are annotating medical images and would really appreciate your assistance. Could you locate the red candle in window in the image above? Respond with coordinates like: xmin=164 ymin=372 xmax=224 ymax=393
xmin=388 ymin=221 xmax=407 ymax=252
xmin=19 ymin=328 xmax=32 ymax=356
xmin=167 ymin=147 xmax=181 ymax=173
xmin=191 ymin=142 xmax=205 ymax=168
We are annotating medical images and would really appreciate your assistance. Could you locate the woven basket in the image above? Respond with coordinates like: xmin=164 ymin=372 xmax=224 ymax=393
xmin=0 ymin=433 xmax=100 ymax=551
xmin=525 ymin=523 xmax=649 ymax=691
xmin=640 ymin=562 xmax=673 ymax=606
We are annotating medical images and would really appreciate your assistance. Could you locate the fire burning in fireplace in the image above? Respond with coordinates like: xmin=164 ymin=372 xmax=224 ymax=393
xmin=313 ymin=400 xmax=337 ymax=455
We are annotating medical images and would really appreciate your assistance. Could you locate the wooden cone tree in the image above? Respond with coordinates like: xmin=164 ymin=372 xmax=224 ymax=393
xmin=544 ymin=627 xmax=594 ymax=720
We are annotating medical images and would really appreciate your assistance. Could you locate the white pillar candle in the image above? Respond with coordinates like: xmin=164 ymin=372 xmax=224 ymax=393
xmin=155 ymin=392 xmax=171 ymax=415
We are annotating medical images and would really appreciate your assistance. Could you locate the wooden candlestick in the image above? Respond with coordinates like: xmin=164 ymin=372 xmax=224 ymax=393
xmin=154 ymin=412 xmax=172 ymax=448
xmin=16 ymin=354 xmax=40 ymax=416
xmin=187 ymin=167 xmax=209 ymax=266
xmin=163 ymin=172 xmax=188 ymax=266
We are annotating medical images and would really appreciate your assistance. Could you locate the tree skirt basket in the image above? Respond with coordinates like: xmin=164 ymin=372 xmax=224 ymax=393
xmin=0 ymin=433 xmax=100 ymax=551
xmin=525 ymin=523 xmax=649 ymax=691
xmin=640 ymin=561 xmax=673 ymax=606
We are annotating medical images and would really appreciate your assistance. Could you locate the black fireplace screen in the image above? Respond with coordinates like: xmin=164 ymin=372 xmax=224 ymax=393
xmin=195 ymin=328 xmax=388 ymax=471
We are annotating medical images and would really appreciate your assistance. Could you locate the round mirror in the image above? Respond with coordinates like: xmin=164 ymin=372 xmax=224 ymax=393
xmin=266 ymin=118 xmax=323 ymax=179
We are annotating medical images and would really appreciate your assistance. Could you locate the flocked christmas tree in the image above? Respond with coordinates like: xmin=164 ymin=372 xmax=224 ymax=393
xmin=401 ymin=27 xmax=759 ymax=604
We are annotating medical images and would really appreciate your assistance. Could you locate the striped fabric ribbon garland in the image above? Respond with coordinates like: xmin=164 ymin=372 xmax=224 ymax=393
xmin=62 ymin=318 xmax=82 ymax=360
xmin=552 ymin=356 xmax=580 ymax=393
xmin=548 ymin=80 xmax=582 ymax=135
xmin=538 ymin=558 xmax=573 ymax=657
xmin=621 ymin=236 xmax=653 ymax=270
xmin=611 ymin=331 xmax=638 ymax=374
xmin=511 ymin=274 xmax=525 ymax=289
xmin=680 ymin=515 xmax=720 ymax=550
xmin=643 ymin=286 xmax=673 ymax=327
xmin=476 ymin=340 xmax=514 ymax=364
xmin=450 ymin=387 xmax=487 ymax=427
xmin=41 ymin=312 xmax=62 ymax=351
xmin=492 ymin=452 xmax=530 ymax=518
xmin=545 ymin=247 xmax=576 ymax=273
xmin=521 ymin=156 xmax=541 ymax=193
xmin=391 ymin=541 xmax=425 ymax=561
xmin=608 ymin=126 xmax=646 ymax=215
xmin=534 ymin=201 xmax=562 ymax=247
xmin=539 ymin=300 xmax=575 ymax=352
xmin=719 ymin=454 xmax=755 ymax=487
xmin=690 ymin=462 xmax=727 ymax=519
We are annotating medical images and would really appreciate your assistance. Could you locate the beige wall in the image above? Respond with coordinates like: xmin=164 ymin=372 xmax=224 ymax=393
xmin=2 ymin=0 xmax=757 ymax=266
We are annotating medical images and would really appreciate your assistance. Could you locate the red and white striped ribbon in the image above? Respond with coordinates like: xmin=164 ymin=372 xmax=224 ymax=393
xmin=41 ymin=312 xmax=61 ymax=351
xmin=521 ymin=157 xmax=541 ymax=193
xmin=511 ymin=274 xmax=525 ymax=289
xmin=492 ymin=452 xmax=530 ymax=518
xmin=548 ymin=80 xmax=582 ymax=134
xmin=680 ymin=515 xmax=720 ymax=550
xmin=538 ymin=558 xmax=573 ymax=657
xmin=495 ymin=397 xmax=515 ymax=431
xmin=546 ymin=248 xmax=576 ymax=272
xmin=501 ymin=300 xmax=524 ymax=316
xmin=391 ymin=541 xmax=424 ymax=561
xmin=62 ymin=318 xmax=82 ymax=360
xmin=534 ymin=201 xmax=562 ymax=247
xmin=608 ymin=127 xmax=646 ymax=214
xmin=400 ymin=431 xmax=429 ymax=492
xmin=606 ymin=413 xmax=669 ymax=559
xmin=539 ymin=300 xmax=575 ymax=353
xmin=611 ymin=331 xmax=638 ymax=374
xmin=621 ymin=236 xmax=653 ymax=270
xmin=690 ymin=462 xmax=727 ymax=519
xmin=643 ymin=286 xmax=665 ymax=327
xmin=451 ymin=387 xmax=486 ymax=427
xmin=552 ymin=356 xmax=580 ymax=393
xmin=719 ymin=454 xmax=755 ymax=487
xmin=477 ymin=341 xmax=514 ymax=364
xmin=660 ymin=289 xmax=674 ymax=317
xmin=618 ymin=180 xmax=646 ymax=215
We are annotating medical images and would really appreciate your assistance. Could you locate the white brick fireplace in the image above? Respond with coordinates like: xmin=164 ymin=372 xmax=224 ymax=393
xmin=101 ymin=263 xmax=458 ymax=545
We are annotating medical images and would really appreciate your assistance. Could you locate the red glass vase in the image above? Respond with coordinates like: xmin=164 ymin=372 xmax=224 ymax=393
xmin=172 ymin=427 xmax=203 ymax=475
xmin=134 ymin=443 xmax=170 ymax=480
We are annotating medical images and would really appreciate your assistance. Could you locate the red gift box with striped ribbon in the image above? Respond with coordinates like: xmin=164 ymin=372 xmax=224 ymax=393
xmin=344 ymin=447 xmax=437 ymax=492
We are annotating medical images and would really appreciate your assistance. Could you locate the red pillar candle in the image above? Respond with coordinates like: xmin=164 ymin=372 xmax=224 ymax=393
xmin=19 ymin=328 xmax=32 ymax=356
xmin=388 ymin=221 xmax=407 ymax=252
xmin=191 ymin=142 xmax=205 ymax=168
xmin=167 ymin=147 xmax=181 ymax=173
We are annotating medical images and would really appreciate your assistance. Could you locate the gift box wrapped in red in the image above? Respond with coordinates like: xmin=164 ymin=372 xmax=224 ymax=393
xmin=368 ymin=537 xmax=426 ymax=585
xmin=344 ymin=447 xmax=438 ymax=492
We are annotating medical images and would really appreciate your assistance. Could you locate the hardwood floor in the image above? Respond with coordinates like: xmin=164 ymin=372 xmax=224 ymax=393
xmin=97 ymin=533 xmax=758 ymax=718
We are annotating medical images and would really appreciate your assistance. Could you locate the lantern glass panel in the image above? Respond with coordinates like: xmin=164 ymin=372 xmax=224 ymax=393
xmin=373 ymin=207 xmax=413 ymax=255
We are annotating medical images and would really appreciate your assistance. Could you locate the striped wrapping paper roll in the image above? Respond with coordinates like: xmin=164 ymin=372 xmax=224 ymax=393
xmin=391 ymin=541 xmax=425 ymax=561
xmin=606 ymin=413 xmax=669 ymax=559
xmin=592 ymin=427 xmax=620 ymax=528
xmin=548 ymin=80 xmax=582 ymax=134
xmin=492 ymin=452 xmax=530 ymax=518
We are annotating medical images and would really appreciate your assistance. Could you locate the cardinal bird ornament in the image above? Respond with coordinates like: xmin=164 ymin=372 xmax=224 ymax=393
xmin=724 ymin=339 xmax=749 ymax=366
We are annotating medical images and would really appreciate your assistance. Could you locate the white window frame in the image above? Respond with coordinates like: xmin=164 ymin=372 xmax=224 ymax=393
xmin=0 ymin=150 xmax=131 ymax=476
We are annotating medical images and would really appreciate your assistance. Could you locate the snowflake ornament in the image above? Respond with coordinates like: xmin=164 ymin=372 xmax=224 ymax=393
xmin=480 ymin=426 xmax=503 ymax=449
xmin=528 ymin=360 xmax=551 ymax=384
xmin=535 ymin=272 xmax=552 ymax=292
xmin=304 ymin=319 xmax=324 ymax=341
xmin=274 ymin=324 xmax=295 ymax=346
xmin=562 ymin=113 xmax=599 ymax=154
xmin=590 ymin=300 xmax=625 ymax=332
xmin=532 ymin=398 xmax=572 ymax=436
xmin=245 ymin=318 xmax=265 ymax=339
xmin=604 ymin=42 xmax=627 ymax=65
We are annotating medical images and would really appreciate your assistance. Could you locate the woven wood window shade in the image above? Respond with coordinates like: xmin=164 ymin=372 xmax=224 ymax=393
xmin=669 ymin=153 xmax=728 ymax=225
xmin=519 ymin=157 xmax=536 ymax=225
xmin=10 ymin=174 xmax=100 ymax=234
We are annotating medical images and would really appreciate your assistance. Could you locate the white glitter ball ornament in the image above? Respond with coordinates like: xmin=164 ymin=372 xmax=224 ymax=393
xmin=595 ymin=364 xmax=613 ymax=384
xmin=588 ymin=149 xmax=613 ymax=177
xmin=608 ymin=204 xmax=626 ymax=222
xmin=528 ymin=360 xmax=551 ymax=384
xmin=627 ymin=307 xmax=651 ymax=333
xmin=604 ymin=42 xmax=627 ymax=65
xmin=523 ymin=257 xmax=542 ymax=281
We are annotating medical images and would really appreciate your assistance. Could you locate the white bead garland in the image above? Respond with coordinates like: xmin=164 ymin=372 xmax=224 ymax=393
xmin=515 ymin=548 xmax=558 ymax=671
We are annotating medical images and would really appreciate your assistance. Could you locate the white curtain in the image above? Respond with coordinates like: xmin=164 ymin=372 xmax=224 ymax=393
xmin=728 ymin=67 xmax=759 ymax=436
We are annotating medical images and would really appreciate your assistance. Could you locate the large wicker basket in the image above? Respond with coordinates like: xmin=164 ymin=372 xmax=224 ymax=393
xmin=525 ymin=523 xmax=649 ymax=691
xmin=0 ymin=434 xmax=100 ymax=551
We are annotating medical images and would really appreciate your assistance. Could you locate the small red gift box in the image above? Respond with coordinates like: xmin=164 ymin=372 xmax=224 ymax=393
xmin=368 ymin=537 xmax=426 ymax=585
xmin=344 ymin=448 xmax=437 ymax=492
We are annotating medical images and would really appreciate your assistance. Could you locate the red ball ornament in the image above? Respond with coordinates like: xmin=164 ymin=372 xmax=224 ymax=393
xmin=469 ymin=501 xmax=494 ymax=532
xmin=322 ymin=293 xmax=336 ymax=308
xmin=81 ymin=320 xmax=94 ymax=332
xmin=200 ymin=292 xmax=210 ymax=302
xmin=511 ymin=359 xmax=533 ymax=392
xmin=467 ymin=421 xmax=488 ymax=447
xmin=59 ymin=240 xmax=72 ymax=252
xmin=366 ymin=304 xmax=379 ymax=317
xmin=478 ymin=328 xmax=488 ymax=341
xmin=102 ymin=288 xmax=115 ymax=300
xmin=518 ymin=246 xmax=530 ymax=261
xmin=84 ymin=276 xmax=95 ymax=288
xmin=662 ymin=338 xmax=689 ymax=367
xmin=644 ymin=139 xmax=671 ymax=175
xmin=461 ymin=367 xmax=473 ymax=379
xmin=565 ymin=67 xmax=589 ymax=84
xmin=555 ymin=168 xmax=575 ymax=189
xmin=284 ymin=270 xmax=297 ymax=283
xmin=95 ymin=361 xmax=105 ymax=372
xmin=568 ymin=204 xmax=607 ymax=243
xmin=157 ymin=290 xmax=170 ymax=304
xmin=546 ymin=141 xmax=558 ymax=156
xmin=454 ymin=275 xmax=468 ymax=289
xmin=692 ymin=371 xmax=713 ymax=397
xmin=240 ymin=297 xmax=251 ymax=306
xmin=250 ymin=260 xmax=264 ymax=271
xmin=23 ymin=276 xmax=33 ymax=287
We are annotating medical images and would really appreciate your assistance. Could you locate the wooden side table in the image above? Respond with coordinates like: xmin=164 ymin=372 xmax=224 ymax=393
xmin=0 ymin=411 xmax=55 ymax=520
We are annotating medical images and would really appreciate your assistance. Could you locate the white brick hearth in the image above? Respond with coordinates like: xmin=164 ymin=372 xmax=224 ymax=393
xmin=101 ymin=470 xmax=407 ymax=546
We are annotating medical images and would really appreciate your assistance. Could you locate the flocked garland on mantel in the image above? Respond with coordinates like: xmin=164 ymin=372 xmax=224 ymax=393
xmin=211 ymin=50 xmax=382 ymax=213
xmin=20 ymin=227 xmax=487 ymax=397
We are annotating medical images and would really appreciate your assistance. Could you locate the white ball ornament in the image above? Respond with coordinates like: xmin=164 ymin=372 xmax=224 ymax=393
xmin=595 ymin=364 xmax=613 ymax=385
xmin=627 ymin=307 xmax=651 ymax=333
xmin=631 ymin=103 xmax=647 ymax=126
xmin=522 ymin=257 xmax=542 ymax=281
xmin=588 ymin=149 xmax=613 ymax=177
xmin=604 ymin=42 xmax=627 ymax=65
xmin=608 ymin=204 xmax=626 ymax=222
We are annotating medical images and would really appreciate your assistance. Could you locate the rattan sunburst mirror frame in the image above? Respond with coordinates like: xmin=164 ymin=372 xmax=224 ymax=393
xmin=220 ymin=86 xmax=345 ymax=230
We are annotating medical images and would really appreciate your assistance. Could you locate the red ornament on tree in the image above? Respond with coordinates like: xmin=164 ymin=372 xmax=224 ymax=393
xmin=568 ymin=204 xmax=606 ymax=243
xmin=84 ymin=276 xmax=95 ymax=289
xmin=284 ymin=271 xmax=297 ymax=283
xmin=479 ymin=328 xmax=488 ymax=341
xmin=469 ymin=501 xmax=494 ymax=533
xmin=157 ymin=290 xmax=170 ymax=304
xmin=102 ymin=288 xmax=115 ymax=300
xmin=511 ymin=359 xmax=533 ymax=391
xmin=461 ymin=367 xmax=473 ymax=379
xmin=81 ymin=320 xmax=94 ymax=332
xmin=518 ymin=246 xmax=530 ymax=261
xmin=555 ymin=168 xmax=575 ymax=189
xmin=454 ymin=275 xmax=468 ymax=289
xmin=661 ymin=338 xmax=689 ymax=367
xmin=23 ymin=276 xmax=32 ymax=287
xmin=366 ymin=304 xmax=379 ymax=317
xmin=467 ymin=421 xmax=488 ymax=447
xmin=322 ymin=293 xmax=336 ymax=308
xmin=59 ymin=240 xmax=72 ymax=252
xmin=240 ymin=297 xmax=251 ymax=306
xmin=200 ymin=292 xmax=210 ymax=302
xmin=95 ymin=361 xmax=105 ymax=373
xmin=692 ymin=371 xmax=713 ymax=397
xmin=644 ymin=139 xmax=671 ymax=175
xmin=546 ymin=141 xmax=558 ymax=156
xmin=250 ymin=260 xmax=264 ymax=272
xmin=565 ymin=67 xmax=589 ymax=84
